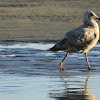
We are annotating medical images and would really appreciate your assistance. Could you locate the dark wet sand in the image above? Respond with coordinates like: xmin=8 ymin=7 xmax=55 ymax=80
xmin=0 ymin=0 xmax=100 ymax=42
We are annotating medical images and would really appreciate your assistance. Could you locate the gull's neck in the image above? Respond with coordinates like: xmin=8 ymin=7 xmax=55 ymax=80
xmin=83 ymin=19 xmax=99 ymax=41
xmin=91 ymin=20 xmax=99 ymax=34
xmin=84 ymin=19 xmax=99 ymax=32
xmin=91 ymin=19 xmax=99 ymax=29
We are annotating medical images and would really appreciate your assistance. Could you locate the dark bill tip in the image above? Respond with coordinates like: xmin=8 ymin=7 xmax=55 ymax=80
xmin=96 ymin=17 xmax=100 ymax=20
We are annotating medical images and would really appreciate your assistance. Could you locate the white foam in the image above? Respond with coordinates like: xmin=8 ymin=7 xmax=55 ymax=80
xmin=0 ymin=43 xmax=55 ymax=50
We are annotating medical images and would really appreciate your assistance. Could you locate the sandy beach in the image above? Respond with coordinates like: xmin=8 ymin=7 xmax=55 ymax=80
xmin=0 ymin=1 xmax=100 ymax=100
xmin=0 ymin=0 xmax=99 ymax=42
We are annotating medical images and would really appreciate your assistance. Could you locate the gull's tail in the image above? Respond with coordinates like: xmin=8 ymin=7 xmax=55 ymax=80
xmin=47 ymin=44 xmax=60 ymax=51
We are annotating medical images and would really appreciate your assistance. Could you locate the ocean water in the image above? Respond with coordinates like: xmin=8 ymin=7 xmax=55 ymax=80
xmin=0 ymin=42 xmax=100 ymax=100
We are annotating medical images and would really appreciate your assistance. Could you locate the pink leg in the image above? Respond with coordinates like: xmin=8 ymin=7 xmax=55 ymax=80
xmin=85 ymin=53 xmax=91 ymax=70
xmin=60 ymin=53 xmax=69 ymax=70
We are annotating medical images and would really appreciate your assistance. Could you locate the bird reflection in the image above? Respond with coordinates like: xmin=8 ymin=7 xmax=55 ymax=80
xmin=49 ymin=74 xmax=96 ymax=100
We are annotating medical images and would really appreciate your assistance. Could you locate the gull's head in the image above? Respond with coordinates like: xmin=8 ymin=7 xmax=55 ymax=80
xmin=82 ymin=11 xmax=100 ymax=25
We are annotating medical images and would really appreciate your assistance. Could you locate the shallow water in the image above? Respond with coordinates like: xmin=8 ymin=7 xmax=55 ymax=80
xmin=0 ymin=42 xmax=100 ymax=100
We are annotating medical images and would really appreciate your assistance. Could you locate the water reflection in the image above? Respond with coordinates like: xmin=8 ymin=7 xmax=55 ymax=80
xmin=50 ymin=73 xmax=96 ymax=100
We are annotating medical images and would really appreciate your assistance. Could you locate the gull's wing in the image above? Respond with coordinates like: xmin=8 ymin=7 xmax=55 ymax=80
xmin=48 ymin=25 xmax=96 ymax=52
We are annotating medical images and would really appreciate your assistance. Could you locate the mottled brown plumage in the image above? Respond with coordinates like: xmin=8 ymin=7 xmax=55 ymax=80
xmin=48 ymin=11 xmax=100 ymax=70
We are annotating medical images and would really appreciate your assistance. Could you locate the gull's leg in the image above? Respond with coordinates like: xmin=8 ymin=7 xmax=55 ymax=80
xmin=60 ymin=53 xmax=69 ymax=70
xmin=85 ymin=53 xmax=91 ymax=70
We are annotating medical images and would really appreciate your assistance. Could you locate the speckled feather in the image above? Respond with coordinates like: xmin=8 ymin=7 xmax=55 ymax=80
xmin=48 ymin=11 xmax=99 ymax=54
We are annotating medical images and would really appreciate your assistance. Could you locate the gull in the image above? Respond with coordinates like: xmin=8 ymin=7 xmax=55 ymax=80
xmin=48 ymin=11 xmax=100 ymax=70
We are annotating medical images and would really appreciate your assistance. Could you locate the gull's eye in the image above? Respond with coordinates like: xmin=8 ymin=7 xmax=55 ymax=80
xmin=90 ymin=13 xmax=94 ymax=16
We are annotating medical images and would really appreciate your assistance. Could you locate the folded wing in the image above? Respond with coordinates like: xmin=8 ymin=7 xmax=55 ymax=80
xmin=48 ymin=25 xmax=96 ymax=53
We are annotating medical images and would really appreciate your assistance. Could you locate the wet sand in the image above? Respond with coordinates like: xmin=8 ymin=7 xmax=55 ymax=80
xmin=0 ymin=43 xmax=100 ymax=100
xmin=0 ymin=0 xmax=100 ymax=42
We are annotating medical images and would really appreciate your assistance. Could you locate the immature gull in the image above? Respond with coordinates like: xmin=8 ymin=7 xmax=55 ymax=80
xmin=48 ymin=11 xmax=100 ymax=70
